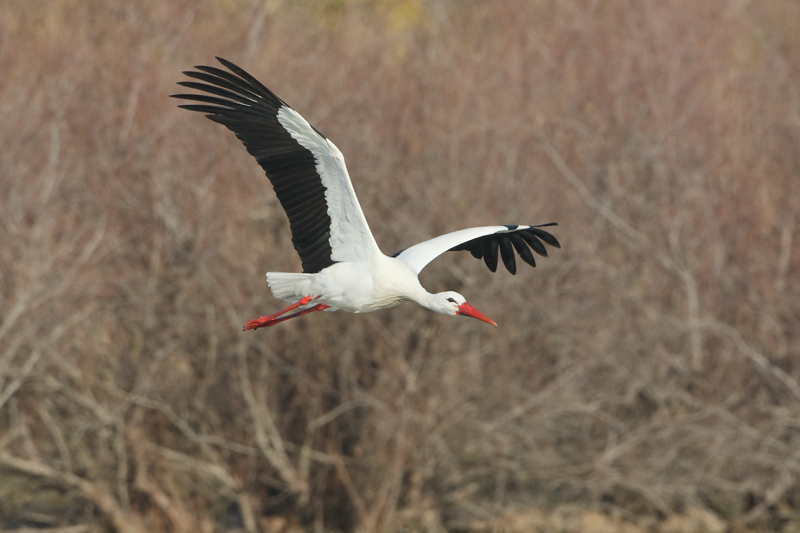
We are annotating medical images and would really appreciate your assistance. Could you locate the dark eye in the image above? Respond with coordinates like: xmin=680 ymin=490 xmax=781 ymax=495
xmin=446 ymin=298 xmax=456 ymax=303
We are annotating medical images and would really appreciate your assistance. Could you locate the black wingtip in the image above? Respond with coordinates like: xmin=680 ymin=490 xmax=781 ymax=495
xmin=532 ymin=227 xmax=560 ymax=249
xmin=448 ymin=224 xmax=560 ymax=274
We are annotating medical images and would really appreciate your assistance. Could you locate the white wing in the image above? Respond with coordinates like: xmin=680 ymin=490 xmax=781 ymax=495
xmin=393 ymin=224 xmax=560 ymax=275
xmin=276 ymin=106 xmax=380 ymax=264
xmin=174 ymin=57 xmax=381 ymax=273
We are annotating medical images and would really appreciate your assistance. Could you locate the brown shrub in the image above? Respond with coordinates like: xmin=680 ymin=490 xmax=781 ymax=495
xmin=1 ymin=1 xmax=799 ymax=531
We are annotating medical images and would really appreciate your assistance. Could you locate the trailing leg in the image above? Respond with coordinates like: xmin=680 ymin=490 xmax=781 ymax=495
xmin=243 ymin=296 xmax=328 ymax=331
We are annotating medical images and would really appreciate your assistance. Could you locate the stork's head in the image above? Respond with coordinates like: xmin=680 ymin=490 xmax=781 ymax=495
xmin=433 ymin=291 xmax=497 ymax=326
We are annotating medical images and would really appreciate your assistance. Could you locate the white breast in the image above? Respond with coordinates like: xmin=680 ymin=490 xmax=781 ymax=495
xmin=310 ymin=256 xmax=423 ymax=313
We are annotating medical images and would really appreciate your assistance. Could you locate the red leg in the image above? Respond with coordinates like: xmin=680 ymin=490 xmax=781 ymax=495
xmin=243 ymin=297 xmax=329 ymax=331
xmin=251 ymin=303 xmax=331 ymax=328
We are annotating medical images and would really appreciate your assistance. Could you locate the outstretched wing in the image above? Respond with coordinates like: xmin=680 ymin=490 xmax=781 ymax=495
xmin=392 ymin=224 xmax=559 ymax=275
xmin=172 ymin=57 xmax=381 ymax=273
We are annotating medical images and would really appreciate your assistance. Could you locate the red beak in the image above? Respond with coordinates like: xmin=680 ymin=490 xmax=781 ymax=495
xmin=457 ymin=302 xmax=497 ymax=326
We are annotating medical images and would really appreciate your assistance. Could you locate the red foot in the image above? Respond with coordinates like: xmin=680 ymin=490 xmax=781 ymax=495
xmin=243 ymin=296 xmax=329 ymax=331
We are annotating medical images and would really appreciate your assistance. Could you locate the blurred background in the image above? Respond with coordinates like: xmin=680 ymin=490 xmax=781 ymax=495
xmin=1 ymin=1 xmax=799 ymax=531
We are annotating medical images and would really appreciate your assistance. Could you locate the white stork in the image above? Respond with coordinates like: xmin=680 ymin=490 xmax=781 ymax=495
xmin=173 ymin=58 xmax=559 ymax=330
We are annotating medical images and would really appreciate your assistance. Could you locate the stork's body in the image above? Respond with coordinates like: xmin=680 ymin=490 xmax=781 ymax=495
xmin=173 ymin=58 xmax=560 ymax=330
xmin=270 ymin=256 xmax=422 ymax=313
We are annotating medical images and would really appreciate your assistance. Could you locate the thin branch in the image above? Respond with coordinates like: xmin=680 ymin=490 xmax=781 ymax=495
xmin=0 ymin=452 xmax=147 ymax=533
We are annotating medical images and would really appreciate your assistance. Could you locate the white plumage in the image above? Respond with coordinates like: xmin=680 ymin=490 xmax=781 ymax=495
xmin=173 ymin=58 xmax=560 ymax=330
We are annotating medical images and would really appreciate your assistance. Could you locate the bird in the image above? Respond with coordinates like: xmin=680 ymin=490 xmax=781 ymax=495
xmin=172 ymin=57 xmax=560 ymax=330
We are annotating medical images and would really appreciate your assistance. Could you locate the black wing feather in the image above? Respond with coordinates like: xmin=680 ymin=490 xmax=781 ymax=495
xmin=509 ymin=233 xmax=536 ymax=268
xmin=519 ymin=230 xmax=548 ymax=256
xmin=528 ymin=226 xmax=561 ymax=248
xmin=482 ymin=238 xmax=499 ymax=273
xmin=498 ymin=237 xmax=516 ymax=274
xmin=172 ymin=58 xmax=334 ymax=273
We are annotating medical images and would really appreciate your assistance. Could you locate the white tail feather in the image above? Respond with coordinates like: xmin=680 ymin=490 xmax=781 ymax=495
xmin=266 ymin=272 xmax=315 ymax=302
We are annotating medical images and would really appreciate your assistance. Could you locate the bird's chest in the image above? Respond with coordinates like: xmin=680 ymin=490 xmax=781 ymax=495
xmin=313 ymin=260 xmax=416 ymax=313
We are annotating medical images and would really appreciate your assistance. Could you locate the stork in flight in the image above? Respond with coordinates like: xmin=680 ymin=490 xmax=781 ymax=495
xmin=173 ymin=58 xmax=559 ymax=330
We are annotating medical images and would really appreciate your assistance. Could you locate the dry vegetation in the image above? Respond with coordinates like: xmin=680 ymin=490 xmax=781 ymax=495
xmin=1 ymin=0 xmax=800 ymax=531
